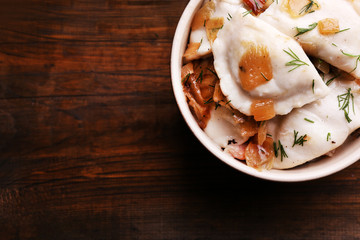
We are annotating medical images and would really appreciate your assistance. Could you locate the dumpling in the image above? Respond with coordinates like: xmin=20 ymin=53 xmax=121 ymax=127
xmin=212 ymin=9 xmax=329 ymax=121
xmin=183 ymin=0 xmax=244 ymax=62
xmin=268 ymin=78 xmax=360 ymax=169
xmin=204 ymin=106 xmax=250 ymax=147
xmin=347 ymin=0 xmax=360 ymax=15
xmin=259 ymin=0 xmax=360 ymax=79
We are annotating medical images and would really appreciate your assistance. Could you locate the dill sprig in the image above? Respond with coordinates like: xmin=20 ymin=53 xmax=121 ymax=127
xmin=182 ymin=73 xmax=190 ymax=84
xmin=242 ymin=9 xmax=252 ymax=17
xmin=215 ymin=101 xmax=221 ymax=110
xmin=283 ymin=48 xmax=309 ymax=72
xmin=292 ymin=130 xmax=308 ymax=147
xmin=197 ymin=38 xmax=203 ymax=51
xmin=327 ymin=132 xmax=331 ymax=141
xmin=312 ymin=79 xmax=315 ymax=93
xmin=260 ymin=72 xmax=270 ymax=81
xmin=304 ymin=118 xmax=314 ymax=123
xmin=254 ymin=0 xmax=260 ymax=9
xmin=273 ymin=140 xmax=288 ymax=162
xmin=206 ymin=67 xmax=219 ymax=79
xmin=325 ymin=74 xmax=340 ymax=86
xmin=196 ymin=70 xmax=203 ymax=83
xmin=336 ymin=28 xmax=350 ymax=34
xmin=295 ymin=22 xmax=317 ymax=37
xmin=340 ymin=50 xmax=360 ymax=73
xmin=204 ymin=97 xmax=214 ymax=105
xmin=337 ymin=88 xmax=355 ymax=123
xmin=299 ymin=0 xmax=318 ymax=15
xmin=227 ymin=13 xmax=232 ymax=21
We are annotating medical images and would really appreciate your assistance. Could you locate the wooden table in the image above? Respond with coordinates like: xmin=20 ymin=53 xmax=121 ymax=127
xmin=1 ymin=0 xmax=360 ymax=239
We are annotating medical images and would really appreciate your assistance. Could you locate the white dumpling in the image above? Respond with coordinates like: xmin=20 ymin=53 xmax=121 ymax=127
xmin=259 ymin=0 xmax=360 ymax=78
xmin=185 ymin=0 xmax=244 ymax=61
xmin=347 ymin=0 xmax=360 ymax=15
xmin=212 ymin=9 xmax=329 ymax=119
xmin=204 ymin=106 xmax=249 ymax=148
xmin=268 ymin=78 xmax=360 ymax=169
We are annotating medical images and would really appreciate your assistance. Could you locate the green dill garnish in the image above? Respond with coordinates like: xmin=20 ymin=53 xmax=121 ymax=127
xmin=299 ymin=0 xmax=318 ymax=15
xmin=325 ymin=74 xmax=340 ymax=86
xmin=197 ymin=38 xmax=203 ymax=51
xmin=206 ymin=67 xmax=219 ymax=79
xmin=336 ymin=28 xmax=350 ymax=34
xmin=327 ymin=132 xmax=331 ymax=141
xmin=203 ymin=20 xmax=206 ymax=27
xmin=337 ymin=88 xmax=355 ymax=123
xmin=227 ymin=13 xmax=232 ymax=21
xmin=312 ymin=79 xmax=315 ymax=93
xmin=304 ymin=118 xmax=314 ymax=123
xmin=196 ymin=70 xmax=203 ymax=83
xmin=182 ymin=73 xmax=190 ymax=84
xmin=242 ymin=10 xmax=252 ymax=17
xmin=279 ymin=141 xmax=288 ymax=161
xmin=212 ymin=25 xmax=224 ymax=31
xmin=259 ymin=121 xmax=266 ymax=127
xmin=208 ymin=84 xmax=215 ymax=88
xmin=267 ymin=133 xmax=273 ymax=137
xmin=340 ymin=50 xmax=360 ymax=73
xmin=320 ymin=72 xmax=325 ymax=81
xmin=283 ymin=48 xmax=309 ymax=72
xmin=332 ymin=43 xmax=338 ymax=47
xmin=273 ymin=142 xmax=278 ymax=157
xmin=204 ymin=97 xmax=214 ymax=104
xmin=225 ymin=100 xmax=231 ymax=105
xmin=274 ymin=140 xmax=288 ymax=162
xmin=215 ymin=101 xmax=221 ymax=110
xmin=260 ymin=72 xmax=270 ymax=81
xmin=292 ymin=130 xmax=308 ymax=147
xmin=294 ymin=22 xmax=317 ymax=37
xmin=254 ymin=0 xmax=260 ymax=9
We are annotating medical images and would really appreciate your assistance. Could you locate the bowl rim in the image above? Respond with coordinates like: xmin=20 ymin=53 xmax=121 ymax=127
xmin=170 ymin=0 xmax=360 ymax=182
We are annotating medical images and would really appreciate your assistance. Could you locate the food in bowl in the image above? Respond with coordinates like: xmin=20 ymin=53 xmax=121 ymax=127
xmin=179 ymin=0 xmax=360 ymax=170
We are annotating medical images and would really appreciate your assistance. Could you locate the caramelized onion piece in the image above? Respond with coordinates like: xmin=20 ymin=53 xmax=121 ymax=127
xmin=243 ymin=0 xmax=270 ymax=15
xmin=245 ymin=137 xmax=275 ymax=170
xmin=232 ymin=110 xmax=258 ymax=138
xmin=318 ymin=18 xmax=339 ymax=35
xmin=213 ymin=81 xmax=225 ymax=104
xmin=181 ymin=58 xmax=218 ymax=129
xmin=181 ymin=62 xmax=194 ymax=80
xmin=191 ymin=1 xmax=215 ymax=30
xmin=224 ymin=143 xmax=246 ymax=160
xmin=257 ymin=121 xmax=267 ymax=145
xmin=205 ymin=17 xmax=224 ymax=44
xmin=213 ymin=81 xmax=236 ymax=111
xmin=183 ymin=42 xmax=202 ymax=62
xmin=239 ymin=44 xmax=273 ymax=91
xmin=250 ymin=99 xmax=275 ymax=121
xmin=184 ymin=90 xmax=209 ymax=129
xmin=282 ymin=0 xmax=320 ymax=18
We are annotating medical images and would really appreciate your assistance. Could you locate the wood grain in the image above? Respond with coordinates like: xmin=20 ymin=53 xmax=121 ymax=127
xmin=1 ymin=0 xmax=360 ymax=239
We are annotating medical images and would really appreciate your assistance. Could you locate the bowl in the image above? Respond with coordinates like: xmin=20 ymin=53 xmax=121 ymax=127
xmin=170 ymin=0 xmax=360 ymax=182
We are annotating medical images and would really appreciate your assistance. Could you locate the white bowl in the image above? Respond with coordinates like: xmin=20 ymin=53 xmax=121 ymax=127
xmin=170 ymin=0 xmax=360 ymax=182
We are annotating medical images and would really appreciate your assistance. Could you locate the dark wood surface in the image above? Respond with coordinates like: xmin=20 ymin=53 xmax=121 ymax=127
xmin=1 ymin=0 xmax=360 ymax=239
